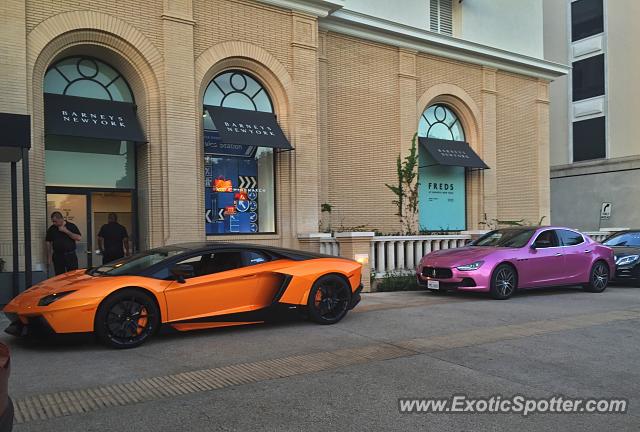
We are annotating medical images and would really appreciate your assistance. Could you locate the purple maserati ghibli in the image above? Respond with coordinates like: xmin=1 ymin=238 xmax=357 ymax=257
xmin=416 ymin=227 xmax=615 ymax=299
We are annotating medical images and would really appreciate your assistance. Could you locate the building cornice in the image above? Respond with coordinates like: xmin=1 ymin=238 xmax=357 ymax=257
xmin=551 ymin=155 xmax=640 ymax=179
xmin=320 ymin=9 xmax=569 ymax=81
xmin=253 ymin=0 xmax=343 ymax=17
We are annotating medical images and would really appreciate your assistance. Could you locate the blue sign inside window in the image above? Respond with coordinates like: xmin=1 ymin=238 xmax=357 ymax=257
xmin=418 ymin=149 xmax=466 ymax=231
xmin=205 ymin=154 xmax=260 ymax=235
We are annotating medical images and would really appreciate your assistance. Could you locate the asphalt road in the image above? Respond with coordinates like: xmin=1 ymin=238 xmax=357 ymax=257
xmin=5 ymin=282 xmax=640 ymax=431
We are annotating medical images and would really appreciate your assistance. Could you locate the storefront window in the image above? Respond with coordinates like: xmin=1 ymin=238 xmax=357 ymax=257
xmin=44 ymin=57 xmax=136 ymax=188
xmin=418 ymin=104 xmax=466 ymax=231
xmin=45 ymin=136 xmax=135 ymax=188
xmin=203 ymin=71 xmax=276 ymax=235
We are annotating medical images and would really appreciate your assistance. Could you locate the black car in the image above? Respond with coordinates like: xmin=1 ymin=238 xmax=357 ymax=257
xmin=602 ymin=230 xmax=640 ymax=283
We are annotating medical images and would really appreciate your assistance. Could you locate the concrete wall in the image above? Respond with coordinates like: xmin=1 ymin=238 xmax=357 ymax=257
xmin=543 ymin=0 xmax=570 ymax=166
xmin=607 ymin=0 xmax=640 ymax=159
xmin=460 ymin=0 xmax=544 ymax=58
xmin=343 ymin=0 xmax=545 ymax=58
xmin=551 ymin=168 xmax=640 ymax=231
xmin=343 ymin=0 xmax=428 ymax=30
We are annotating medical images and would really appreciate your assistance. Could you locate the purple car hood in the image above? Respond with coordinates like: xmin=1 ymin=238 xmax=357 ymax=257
xmin=423 ymin=246 xmax=507 ymax=266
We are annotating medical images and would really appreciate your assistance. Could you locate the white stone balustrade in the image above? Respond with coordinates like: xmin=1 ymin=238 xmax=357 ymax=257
xmin=319 ymin=238 xmax=340 ymax=256
xmin=370 ymin=234 xmax=472 ymax=277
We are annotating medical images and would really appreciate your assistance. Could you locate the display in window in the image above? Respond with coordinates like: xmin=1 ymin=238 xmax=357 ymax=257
xmin=204 ymin=145 xmax=273 ymax=235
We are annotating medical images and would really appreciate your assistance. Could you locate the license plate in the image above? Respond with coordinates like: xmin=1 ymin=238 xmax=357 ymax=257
xmin=427 ymin=280 xmax=440 ymax=290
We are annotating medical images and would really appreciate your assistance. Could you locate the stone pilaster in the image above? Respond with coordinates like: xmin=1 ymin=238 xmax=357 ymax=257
xmin=335 ymin=232 xmax=375 ymax=292
xmin=536 ymin=79 xmax=551 ymax=224
xmin=291 ymin=13 xmax=320 ymax=236
xmin=317 ymin=30 xmax=329 ymax=229
xmin=0 ymin=0 xmax=32 ymax=271
xmin=481 ymin=67 xmax=498 ymax=225
xmin=398 ymin=49 xmax=418 ymax=231
xmin=161 ymin=0 xmax=201 ymax=243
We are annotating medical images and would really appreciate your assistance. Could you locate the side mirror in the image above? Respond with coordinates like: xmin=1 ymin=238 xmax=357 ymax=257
xmin=171 ymin=264 xmax=194 ymax=283
xmin=530 ymin=243 xmax=537 ymax=250
xmin=464 ymin=239 xmax=473 ymax=245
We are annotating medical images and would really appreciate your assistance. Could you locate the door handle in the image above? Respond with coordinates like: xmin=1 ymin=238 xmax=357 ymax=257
xmin=584 ymin=249 xmax=592 ymax=253
xmin=554 ymin=253 xmax=563 ymax=256
xmin=242 ymin=274 xmax=257 ymax=279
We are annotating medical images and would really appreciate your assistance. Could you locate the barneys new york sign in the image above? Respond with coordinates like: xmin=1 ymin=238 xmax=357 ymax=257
xmin=44 ymin=93 xmax=146 ymax=142
xmin=61 ymin=110 xmax=127 ymax=128
xmin=223 ymin=122 xmax=276 ymax=136
xmin=206 ymin=105 xmax=292 ymax=150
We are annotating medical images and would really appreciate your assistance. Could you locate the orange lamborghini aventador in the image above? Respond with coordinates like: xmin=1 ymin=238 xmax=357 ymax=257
xmin=4 ymin=243 xmax=363 ymax=348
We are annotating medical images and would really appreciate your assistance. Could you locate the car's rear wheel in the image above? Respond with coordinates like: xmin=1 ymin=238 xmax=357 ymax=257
xmin=583 ymin=261 xmax=609 ymax=293
xmin=307 ymin=275 xmax=351 ymax=324
xmin=490 ymin=264 xmax=517 ymax=300
xmin=94 ymin=289 xmax=159 ymax=349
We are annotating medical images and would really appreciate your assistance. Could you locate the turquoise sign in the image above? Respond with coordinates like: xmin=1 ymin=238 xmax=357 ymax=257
xmin=418 ymin=150 xmax=466 ymax=231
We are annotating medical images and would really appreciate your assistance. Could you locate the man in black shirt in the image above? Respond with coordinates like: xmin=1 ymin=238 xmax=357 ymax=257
xmin=98 ymin=213 xmax=130 ymax=264
xmin=46 ymin=211 xmax=82 ymax=275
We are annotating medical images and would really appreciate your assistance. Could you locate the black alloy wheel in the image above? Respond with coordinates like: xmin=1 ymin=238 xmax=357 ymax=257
xmin=584 ymin=261 xmax=609 ymax=293
xmin=490 ymin=264 xmax=517 ymax=300
xmin=308 ymin=275 xmax=351 ymax=324
xmin=95 ymin=289 xmax=159 ymax=348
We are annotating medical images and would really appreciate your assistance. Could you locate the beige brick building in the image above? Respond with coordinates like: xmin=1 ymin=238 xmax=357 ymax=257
xmin=0 ymin=0 xmax=566 ymax=286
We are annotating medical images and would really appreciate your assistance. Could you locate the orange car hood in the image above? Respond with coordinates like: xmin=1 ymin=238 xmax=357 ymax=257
xmin=7 ymin=270 xmax=101 ymax=309
xmin=32 ymin=270 xmax=96 ymax=293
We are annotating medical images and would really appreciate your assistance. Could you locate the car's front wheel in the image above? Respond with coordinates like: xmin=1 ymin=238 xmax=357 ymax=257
xmin=583 ymin=261 xmax=609 ymax=293
xmin=94 ymin=289 xmax=160 ymax=349
xmin=307 ymin=275 xmax=351 ymax=324
xmin=490 ymin=264 xmax=517 ymax=300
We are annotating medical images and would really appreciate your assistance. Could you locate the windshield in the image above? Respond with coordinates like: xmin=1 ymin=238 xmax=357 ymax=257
xmin=603 ymin=232 xmax=640 ymax=247
xmin=471 ymin=229 xmax=535 ymax=248
xmin=88 ymin=247 xmax=188 ymax=276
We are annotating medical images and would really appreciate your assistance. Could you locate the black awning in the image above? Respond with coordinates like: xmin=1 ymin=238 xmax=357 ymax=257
xmin=205 ymin=105 xmax=293 ymax=150
xmin=44 ymin=93 xmax=146 ymax=142
xmin=0 ymin=112 xmax=31 ymax=162
xmin=419 ymin=137 xmax=489 ymax=169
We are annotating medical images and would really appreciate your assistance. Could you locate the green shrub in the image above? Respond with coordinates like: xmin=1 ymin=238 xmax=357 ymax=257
xmin=375 ymin=272 xmax=420 ymax=292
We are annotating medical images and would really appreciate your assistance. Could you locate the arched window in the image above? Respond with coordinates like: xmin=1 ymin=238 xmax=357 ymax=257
xmin=44 ymin=56 xmax=134 ymax=103
xmin=203 ymin=71 xmax=276 ymax=235
xmin=417 ymin=103 xmax=466 ymax=232
xmin=418 ymin=104 xmax=465 ymax=141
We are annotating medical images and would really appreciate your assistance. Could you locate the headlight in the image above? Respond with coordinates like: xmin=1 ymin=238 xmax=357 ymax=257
xmin=616 ymin=255 xmax=639 ymax=266
xmin=456 ymin=261 xmax=484 ymax=271
xmin=38 ymin=290 xmax=76 ymax=306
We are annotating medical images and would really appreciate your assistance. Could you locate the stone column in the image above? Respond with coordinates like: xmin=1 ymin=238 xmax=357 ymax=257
xmin=535 ymin=79 xmax=551 ymax=223
xmin=335 ymin=232 xmax=375 ymax=292
xmin=161 ymin=0 xmax=201 ymax=244
xmin=317 ymin=31 xmax=330 ymax=231
xmin=481 ymin=67 xmax=498 ymax=226
xmin=0 ymin=0 xmax=36 ymax=272
xmin=291 ymin=13 xmax=321 ymax=238
xmin=398 ymin=49 xmax=418 ymax=232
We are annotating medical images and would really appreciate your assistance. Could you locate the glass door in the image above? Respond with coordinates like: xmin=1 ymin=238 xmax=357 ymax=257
xmin=47 ymin=190 xmax=137 ymax=273
xmin=46 ymin=193 xmax=89 ymax=274
xmin=91 ymin=192 xmax=134 ymax=265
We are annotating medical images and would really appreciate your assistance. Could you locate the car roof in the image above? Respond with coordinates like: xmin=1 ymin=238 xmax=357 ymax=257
xmin=491 ymin=226 xmax=583 ymax=232
xmin=151 ymin=242 xmax=343 ymax=261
